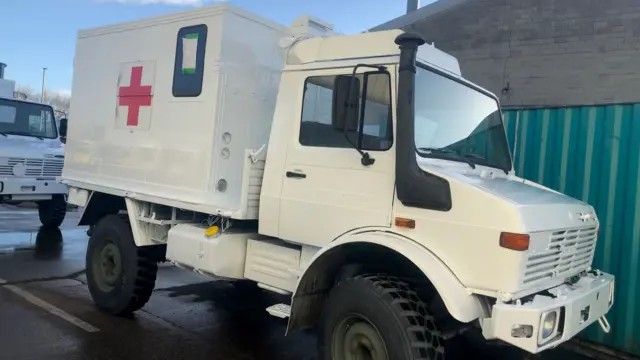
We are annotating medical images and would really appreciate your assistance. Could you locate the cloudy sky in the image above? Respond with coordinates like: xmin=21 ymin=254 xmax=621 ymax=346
xmin=1 ymin=0 xmax=429 ymax=94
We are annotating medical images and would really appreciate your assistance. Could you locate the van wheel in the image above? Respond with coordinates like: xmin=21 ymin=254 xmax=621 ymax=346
xmin=86 ymin=215 xmax=158 ymax=315
xmin=319 ymin=274 xmax=445 ymax=360
xmin=38 ymin=195 xmax=67 ymax=227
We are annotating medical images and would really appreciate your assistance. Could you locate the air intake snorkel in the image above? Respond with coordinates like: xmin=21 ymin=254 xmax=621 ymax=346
xmin=394 ymin=33 xmax=452 ymax=211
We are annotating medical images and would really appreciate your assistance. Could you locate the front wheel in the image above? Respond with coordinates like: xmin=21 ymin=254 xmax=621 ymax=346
xmin=319 ymin=274 xmax=445 ymax=360
xmin=38 ymin=195 xmax=67 ymax=227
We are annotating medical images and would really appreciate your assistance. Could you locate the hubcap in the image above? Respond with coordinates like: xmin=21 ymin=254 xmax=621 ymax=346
xmin=333 ymin=315 xmax=388 ymax=360
xmin=93 ymin=241 xmax=122 ymax=291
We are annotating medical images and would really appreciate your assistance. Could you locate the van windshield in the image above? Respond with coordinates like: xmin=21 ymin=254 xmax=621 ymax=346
xmin=413 ymin=65 xmax=512 ymax=173
xmin=0 ymin=98 xmax=58 ymax=139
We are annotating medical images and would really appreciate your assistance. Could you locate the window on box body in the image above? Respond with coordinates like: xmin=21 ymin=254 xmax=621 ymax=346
xmin=299 ymin=72 xmax=393 ymax=151
xmin=172 ymin=24 xmax=208 ymax=97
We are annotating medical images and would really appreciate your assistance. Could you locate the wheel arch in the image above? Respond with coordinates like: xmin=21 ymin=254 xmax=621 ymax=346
xmin=79 ymin=192 xmax=126 ymax=226
xmin=287 ymin=230 xmax=487 ymax=333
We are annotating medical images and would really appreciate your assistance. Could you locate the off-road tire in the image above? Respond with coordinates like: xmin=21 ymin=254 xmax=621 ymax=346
xmin=319 ymin=274 xmax=445 ymax=360
xmin=38 ymin=195 xmax=67 ymax=227
xmin=86 ymin=215 xmax=158 ymax=315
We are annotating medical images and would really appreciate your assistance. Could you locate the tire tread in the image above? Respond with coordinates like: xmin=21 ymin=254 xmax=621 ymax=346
xmin=38 ymin=195 xmax=67 ymax=227
xmin=88 ymin=215 xmax=158 ymax=315
xmin=330 ymin=273 xmax=445 ymax=360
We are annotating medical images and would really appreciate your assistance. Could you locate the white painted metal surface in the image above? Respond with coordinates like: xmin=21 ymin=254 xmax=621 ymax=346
xmin=483 ymin=272 xmax=614 ymax=353
xmin=294 ymin=229 xmax=487 ymax=323
xmin=385 ymin=158 xmax=601 ymax=300
xmin=63 ymin=4 xmax=290 ymax=219
xmin=243 ymin=239 xmax=301 ymax=292
xmin=166 ymin=224 xmax=252 ymax=279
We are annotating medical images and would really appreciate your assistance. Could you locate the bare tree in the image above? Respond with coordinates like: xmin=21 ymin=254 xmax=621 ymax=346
xmin=14 ymin=84 xmax=71 ymax=118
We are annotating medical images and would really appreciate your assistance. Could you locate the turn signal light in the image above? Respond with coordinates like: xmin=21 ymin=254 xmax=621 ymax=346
xmin=395 ymin=217 xmax=416 ymax=229
xmin=500 ymin=232 xmax=530 ymax=251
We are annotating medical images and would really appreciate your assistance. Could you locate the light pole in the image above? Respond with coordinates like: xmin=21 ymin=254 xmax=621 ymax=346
xmin=41 ymin=67 xmax=47 ymax=102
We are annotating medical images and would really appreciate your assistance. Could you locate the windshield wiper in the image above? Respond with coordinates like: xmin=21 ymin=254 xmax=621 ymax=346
xmin=0 ymin=131 xmax=7 ymax=137
xmin=461 ymin=153 xmax=510 ymax=175
xmin=417 ymin=147 xmax=476 ymax=169
xmin=0 ymin=131 xmax=44 ymax=140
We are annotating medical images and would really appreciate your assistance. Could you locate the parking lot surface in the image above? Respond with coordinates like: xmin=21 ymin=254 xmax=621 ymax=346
xmin=0 ymin=205 xmax=601 ymax=360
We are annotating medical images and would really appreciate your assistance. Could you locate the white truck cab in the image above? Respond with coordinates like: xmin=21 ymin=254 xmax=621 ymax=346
xmin=61 ymin=4 xmax=614 ymax=358
xmin=0 ymin=65 xmax=68 ymax=227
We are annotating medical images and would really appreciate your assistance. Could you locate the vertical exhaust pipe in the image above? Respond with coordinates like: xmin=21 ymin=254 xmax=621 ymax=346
xmin=394 ymin=32 xmax=452 ymax=211
xmin=0 ymin=63 xmax=6 ymax=79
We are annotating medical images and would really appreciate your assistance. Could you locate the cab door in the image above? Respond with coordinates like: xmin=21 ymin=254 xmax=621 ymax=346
xmin=278 ymin=67 xmax=396 ymax=247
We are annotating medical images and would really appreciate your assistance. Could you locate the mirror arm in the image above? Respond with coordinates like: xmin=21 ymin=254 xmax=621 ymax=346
xmin=341 ymin=66 xmax=365 ymax=158
xmin=341 ymin=64 xmax=386 ymax=166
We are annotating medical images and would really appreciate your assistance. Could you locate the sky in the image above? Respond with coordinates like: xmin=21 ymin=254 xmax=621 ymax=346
xmin=0 ymin=0 xmax=430 ymax=95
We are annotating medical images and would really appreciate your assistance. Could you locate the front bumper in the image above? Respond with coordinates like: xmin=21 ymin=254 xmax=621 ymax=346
xmin=482 ymin=271 xmax=614 ymax=354
xmin=0 ymin=177 xmax=68 ymax=201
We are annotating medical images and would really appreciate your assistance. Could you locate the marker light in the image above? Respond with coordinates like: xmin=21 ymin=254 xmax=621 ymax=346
xmin=500 ymin=232 xmax=530 ymax=251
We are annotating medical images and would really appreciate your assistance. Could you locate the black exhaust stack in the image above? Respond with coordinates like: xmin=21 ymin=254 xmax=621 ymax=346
xmin=394 ymin=33 xmax=452 ymax=211
xmin=0 ymin=63 xmax=6 ymax=79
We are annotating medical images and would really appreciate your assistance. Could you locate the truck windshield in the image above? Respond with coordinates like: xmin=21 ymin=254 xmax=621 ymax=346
xmin=414 ymin=65 xmax=512 ymax=173
xmin=0 ymin=98 xmax=58 ymax=139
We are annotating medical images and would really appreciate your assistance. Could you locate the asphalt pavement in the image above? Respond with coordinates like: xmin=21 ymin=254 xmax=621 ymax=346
xmin=0 ymin=205 xmax=612 ymax=360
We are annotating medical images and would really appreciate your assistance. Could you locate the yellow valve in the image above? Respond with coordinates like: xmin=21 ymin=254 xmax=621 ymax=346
xmin=205 ymin=225 xmax=219 ymax=237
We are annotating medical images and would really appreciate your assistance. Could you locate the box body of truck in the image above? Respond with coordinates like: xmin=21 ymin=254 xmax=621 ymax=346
xmin=63 ymin=5 xmax=293 ymax=219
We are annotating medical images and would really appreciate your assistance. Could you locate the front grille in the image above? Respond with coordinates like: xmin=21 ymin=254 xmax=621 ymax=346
xmin=522 ymin=226 xmax=598 ymax=285
xmin=0 ymin=158 xmax=64 ymax=178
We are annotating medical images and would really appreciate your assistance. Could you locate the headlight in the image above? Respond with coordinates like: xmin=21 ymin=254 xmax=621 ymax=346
xmin=539 ymin=310 xmax=559 ymax=344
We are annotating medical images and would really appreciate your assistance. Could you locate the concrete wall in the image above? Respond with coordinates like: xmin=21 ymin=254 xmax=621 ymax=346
xmin=390 ymin=0 xmax=640 ymax=107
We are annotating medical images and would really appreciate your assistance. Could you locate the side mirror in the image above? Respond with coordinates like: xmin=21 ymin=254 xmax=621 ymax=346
xmin=332 ymin=75 xmax=360 ymax=132
xmin=59 ymin=118 xmax=68 ymax=144
xmin=59 ymin=118 xmax=68 ymax=137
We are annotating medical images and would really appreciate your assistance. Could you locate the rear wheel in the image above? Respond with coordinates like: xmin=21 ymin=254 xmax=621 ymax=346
xmin=319 ymin=274 xmax=445 ymax=360
xmin=38 ymin=195 xmax=67 ymax=227
xmin=86 ymin=215 xmax=159 ymax=315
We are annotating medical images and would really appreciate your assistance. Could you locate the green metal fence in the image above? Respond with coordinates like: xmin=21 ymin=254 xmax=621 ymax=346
xmin=503 ymin=105 xmax=640 ymax=356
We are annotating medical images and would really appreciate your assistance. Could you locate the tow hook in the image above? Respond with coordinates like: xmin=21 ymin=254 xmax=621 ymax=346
xmin=597 ymin=316 xmax=611 ymax=333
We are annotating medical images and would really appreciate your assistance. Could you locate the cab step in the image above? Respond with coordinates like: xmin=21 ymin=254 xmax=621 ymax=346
xmin=266 ymin=303 xmax=291 ymax=318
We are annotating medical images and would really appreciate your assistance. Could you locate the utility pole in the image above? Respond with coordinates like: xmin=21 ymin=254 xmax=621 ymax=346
xmin=41 ymin=67 xmax=47 ymax=102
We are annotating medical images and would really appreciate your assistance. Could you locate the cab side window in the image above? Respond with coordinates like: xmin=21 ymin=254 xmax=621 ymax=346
xmin=299 ymin=72 xmax=392 ymax=151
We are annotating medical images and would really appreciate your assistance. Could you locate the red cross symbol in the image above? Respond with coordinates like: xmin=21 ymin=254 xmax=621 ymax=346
xmin=118 ymin=66 xmax=152 ymax=127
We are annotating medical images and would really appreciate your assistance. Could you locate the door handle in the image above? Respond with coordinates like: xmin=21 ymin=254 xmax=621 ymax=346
xmin=286 ymin=171 xmax=306 ymax=179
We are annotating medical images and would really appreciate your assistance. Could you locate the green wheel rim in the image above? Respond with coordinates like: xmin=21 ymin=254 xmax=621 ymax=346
xmin=93 ymin=241 xmax=122 ymax=292
xmin=332 ymin=314 xmax=388 ymax=360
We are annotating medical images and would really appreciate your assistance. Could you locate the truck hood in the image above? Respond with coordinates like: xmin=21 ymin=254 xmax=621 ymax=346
xmin=419 ymin=159 xmax=597 ymax=232
xmin=0 ymin=135 xmax=65 ymax=159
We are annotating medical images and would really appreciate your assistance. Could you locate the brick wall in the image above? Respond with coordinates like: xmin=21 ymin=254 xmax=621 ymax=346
xmin=401 ymin=0 xmax=640 ymax=106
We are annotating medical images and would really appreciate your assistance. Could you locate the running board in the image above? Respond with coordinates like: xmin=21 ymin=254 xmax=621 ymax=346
xmin=266 ymin=303 xmax=291 ymax=319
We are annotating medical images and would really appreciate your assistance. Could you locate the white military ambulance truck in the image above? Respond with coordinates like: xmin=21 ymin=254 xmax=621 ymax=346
xmin=0 ymin=63 xmax=68 ymax=227
xmin=61 ymin=4 xmax=614 ymax=358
